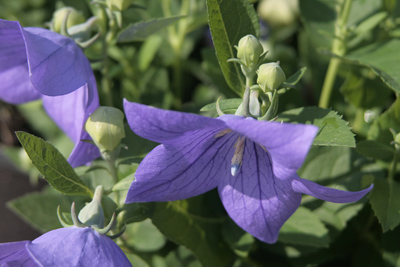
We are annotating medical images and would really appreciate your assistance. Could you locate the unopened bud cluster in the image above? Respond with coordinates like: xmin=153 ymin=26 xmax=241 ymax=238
xmin=233 ymin=35 xmax=286 ymax=91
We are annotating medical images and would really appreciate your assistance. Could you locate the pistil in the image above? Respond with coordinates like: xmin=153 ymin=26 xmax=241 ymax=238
xmin=231 ymin=136 xmax=246 ymax=176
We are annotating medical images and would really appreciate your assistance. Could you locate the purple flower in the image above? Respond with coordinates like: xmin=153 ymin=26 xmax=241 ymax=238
xmin=123 ymin=100 xmax=373 ymax=243
xmin=0 ymin=19 xmax=100 ymax=167
xmin=0 ymin=227 xmax=131 ymax=267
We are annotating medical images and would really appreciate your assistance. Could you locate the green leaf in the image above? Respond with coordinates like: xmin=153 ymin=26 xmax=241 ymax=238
xmin=368 ymin=98 xmax=400 ymax=146
xmin=16 ymin=132 xmax=93 ymax=197
xmin=356 ymin=140 xmax=394 ymax=162
xmin=117 ymin=16 xmax=184 ymax=43
xmin=278 ymin=107 xmax=356 ymax=147
xmin=200 ymin=98 xmax=242 ymax=112
xmin=345 ymin=40 xmax=400 ymax=93
xmin=118 ymin=203 xmax=147 ymax=225
xmin=278 ymin=206 xmax=330 ymax=247
xmin=7 ymin=187 xmax=88 ymax=233
xmin=369 ymin=178 xmax=400 ymax=232
xmin=207 ymin=0 xmax=259 ymax=95
xmin=285 ymin=67 xmax=307 ymax=85
xmin=278 ymin=67 xmax=307 ymax=94
xmin=124 ymin=219 xmax=166 ymax=252
xmin=221 ymin=219 xmax=254 ymax=256
xmin=138 ymin=34 xmax=163 ymax=72
xmin=340 ymin=71 xmax=393 ymax=109
xmin=313 ymin=202 xmax=364 ymax=231
xmin=112 ymin=174 xmax=135 ymax=191
xmin=125 ymin=253 xmax=150 ymax=267
xmin=142 ymin=200 xmax=234 ymax=266
xmin=353 ymin=11 xmax=388 ymax=36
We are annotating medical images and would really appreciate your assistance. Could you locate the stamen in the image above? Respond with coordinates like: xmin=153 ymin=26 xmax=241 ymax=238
xmin=231 ymin=136 xmax=246 ymax=176
xmin=215 ymin=128 xmax=232 ymax=138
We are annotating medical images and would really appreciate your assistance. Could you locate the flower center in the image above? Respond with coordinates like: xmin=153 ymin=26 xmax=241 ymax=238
xmin=215 ymin=128 xmax=246 ymax=176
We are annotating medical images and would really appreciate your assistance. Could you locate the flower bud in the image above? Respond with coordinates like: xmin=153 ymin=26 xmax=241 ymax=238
xmin=257 ymin=62 xmax=286 ymax=92
xmin=258 ymin=0 xmax=299 ymax=27
xmin=106 ymin=0 xmax=134 ymax=11
xmin=237 ymin=35 xmax=264 ymax=68
xmin=85 ymin=106 xmax=125 ymax=152
xmin=52 ymin=7 xmax=85 ymax=33
xmin=78 ymin=186 xmax=105 ymax=229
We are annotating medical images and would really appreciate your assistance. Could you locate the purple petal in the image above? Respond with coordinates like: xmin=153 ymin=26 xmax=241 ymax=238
xmin=42 ymin=82 xmax=100 ymax=167
xmin=218 ymin=141 xmax=301 ymax=243
xmin=126 ymin=127 xmax=237 ymax=203
xmin=291 ymin=176 xmax=373 ymax=203
xmin=123 ymin=100 xmax=226 ymax=144
xmin=0 ymin=241 xmax=37 ymax=267
xmin=0 ymin=19 xmax=40 ymax=104
xmin=21 ymin=26 xmax=94 ymax=96
xmin=226 ymin=119 xmax=318 ymax=179
xmin=26 ymin=227 xmax=131 ymax=267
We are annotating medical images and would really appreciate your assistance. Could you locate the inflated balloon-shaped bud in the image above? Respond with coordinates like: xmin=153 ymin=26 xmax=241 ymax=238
xmin=85 ymin=106 xmax=125 ymax=152
xmin=52 ymin=7 xmax=85 ymax=33
xmin=78 ymin=186 xmax=105 ymax=229
xmin=258 ymin=0 xmax=299 ymax=27
xmin=106 ymin=0 xmax=134 ymax=11
xmin=257 ymin=62 xmax=286 ymax=92
xmin=237 ymin=35 xmax=264 ymax=69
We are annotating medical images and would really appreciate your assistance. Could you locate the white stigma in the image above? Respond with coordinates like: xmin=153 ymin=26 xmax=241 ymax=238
xmin=231 ymin=136 xmax=246 ymax=176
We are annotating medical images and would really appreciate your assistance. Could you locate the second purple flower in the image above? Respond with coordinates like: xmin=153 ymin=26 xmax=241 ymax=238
xmin=123 ymin=100 xmax=373 ymax=243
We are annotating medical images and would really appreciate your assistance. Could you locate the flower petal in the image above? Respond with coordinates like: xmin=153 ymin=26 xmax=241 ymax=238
xmin=42 ymin=82 xmax=100 ymax=167
xmin=218 ymin=141 xmax=301 ymax=243
xmin=26 ymin=227 xmax=131 ymax=267
xmin=291 ymin=176 xmax=373 ymax=203
xmin=226 ymin=119 xmax=318 ymax=179
xmin=126 ymin=128 xmax=237 ymax=203
xmin=123 ymin=100 xmax=226 ymax=145
xmin=0 ymin=241 xmax=37 ymax=267
xmin=0 ymin=19 xmax=40 ymax=104
xmin=21 ymin=27 xmax=94 ymax=96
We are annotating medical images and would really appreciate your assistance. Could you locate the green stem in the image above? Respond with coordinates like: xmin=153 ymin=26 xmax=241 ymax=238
xmin=319 ymin=57 xmax=341 ymax=108
xmin=318 ymin=0 xmax=353 ymax=108
xmin=100 ymin=9 xmax=119 ymax=107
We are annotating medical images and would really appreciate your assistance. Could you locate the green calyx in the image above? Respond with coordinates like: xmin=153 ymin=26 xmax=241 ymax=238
xmin=57 ymin=186 xmax=124 ymax=238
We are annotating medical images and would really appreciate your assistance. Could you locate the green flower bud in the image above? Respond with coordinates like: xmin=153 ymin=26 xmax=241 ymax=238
xmin=78 ymin=186 xmax=105 ymax=229
xmin=237 ymin=35 xmax=264 ymax=69
xmin=258 ymin=0 xmax=299 ymax=27
xmin=257 ymin=62 xmax=286 ymax=92
xmin=85 ymin=106 xmax=125 ymax=152
xmin=106 ymin=0 xmax=134 ymax=11
xmin=52 ymin=7 xmax=85 ymax=33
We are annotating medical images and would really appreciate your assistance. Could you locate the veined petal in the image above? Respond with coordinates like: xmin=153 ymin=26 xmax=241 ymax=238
xmin=26 ymin=227 xmax=131 ymax=267
xmin=0 ymin=19 xmax=40 ymax=104
xmin=218 ymin=141 xmax=301 ymax=243
xmin=291 ymin=176 xmax=373 ymax=203
xmin=226 ymin=119 xmax=318 ymax=179
xmin=0 ymin=241 xmax=37 ymax=267
xmin=126 ymin=128 xmax=237 ymax=203
xmin=123 ymin=100 xmax=226 ymax=145
xmin=42 ymin=82 xmax=100 ymax=167
xmin=21 ymin=27 xmax=93 ymax=96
